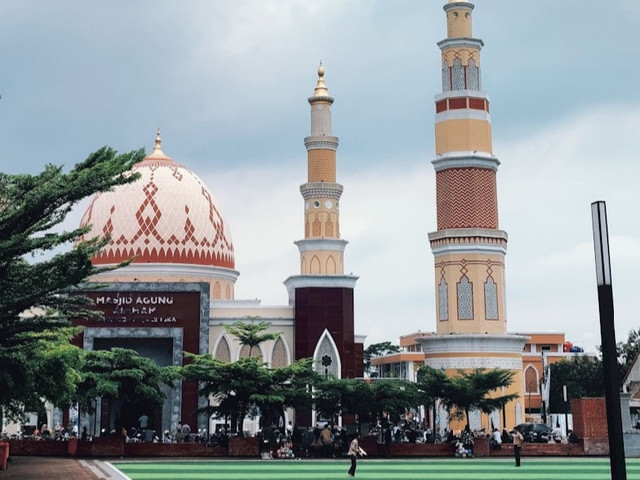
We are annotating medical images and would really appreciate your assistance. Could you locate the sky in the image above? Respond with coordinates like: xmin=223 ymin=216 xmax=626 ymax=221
xmin=1 ymin=1 xmax=639 ymax=352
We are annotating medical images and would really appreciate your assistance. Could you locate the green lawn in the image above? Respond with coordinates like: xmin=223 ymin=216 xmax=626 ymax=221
xmin=112 ymin=458 xmax=640 ymax=480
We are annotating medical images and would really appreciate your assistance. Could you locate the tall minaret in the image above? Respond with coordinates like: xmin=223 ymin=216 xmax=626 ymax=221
xmin=296 ymin=63 xmax=347 ymax=275
xmin=429 ymin=0 xmax=507 ymax=335
xmin=418 ymin=0 xmax=527 ymax=431
xmin=285 ymin=66 xmax=362 ymax=417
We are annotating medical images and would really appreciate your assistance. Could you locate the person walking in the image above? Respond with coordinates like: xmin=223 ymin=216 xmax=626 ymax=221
xmin=347 ymin=433 xmax=366 ymax=477
xmin=512 ymin=428 xmax=524 ymax=467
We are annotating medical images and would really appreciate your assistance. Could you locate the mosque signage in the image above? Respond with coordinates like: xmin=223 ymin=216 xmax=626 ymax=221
xmin=81 ymin=291 xmax=200 ymax=327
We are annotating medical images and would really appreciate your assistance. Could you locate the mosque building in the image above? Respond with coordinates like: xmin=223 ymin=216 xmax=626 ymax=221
xmin=71 ymin=66 xmax=364 ymax=436
xmin=63 ymin=0 xmax=574 ymax=437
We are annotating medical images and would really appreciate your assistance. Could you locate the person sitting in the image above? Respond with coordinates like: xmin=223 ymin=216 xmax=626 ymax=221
xmin=455 ymin=440 xmax=472 ymax=458
xmin=460 ymin=425 xmax=474 ymax=454
xmin=489 ymin=428 xmax=502 ymax=450
xmin=320 ymin=424 xmax=334 ymax=457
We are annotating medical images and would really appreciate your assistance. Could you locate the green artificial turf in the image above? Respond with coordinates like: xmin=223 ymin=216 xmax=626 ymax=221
xmin=112 ymin=458 xmax=640 ymax=480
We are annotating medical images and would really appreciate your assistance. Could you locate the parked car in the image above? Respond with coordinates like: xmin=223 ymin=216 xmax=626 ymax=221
xmin=515 ymin=423 xmax=552 ymax=443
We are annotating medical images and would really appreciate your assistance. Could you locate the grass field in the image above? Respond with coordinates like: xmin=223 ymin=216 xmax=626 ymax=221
xmin=112 ymin=458 xmax=640 ymax=480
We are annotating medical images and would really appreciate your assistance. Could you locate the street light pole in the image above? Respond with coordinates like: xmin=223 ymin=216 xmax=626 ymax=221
xmin=591 ymin=201 xmax=626 ymax=480
xmin=563 ymin=385 xmax=569 ymax=436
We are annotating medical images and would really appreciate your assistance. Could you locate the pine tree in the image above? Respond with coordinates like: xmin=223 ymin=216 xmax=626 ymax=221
xmin=0 ymin=147 xmax=144 ymax=417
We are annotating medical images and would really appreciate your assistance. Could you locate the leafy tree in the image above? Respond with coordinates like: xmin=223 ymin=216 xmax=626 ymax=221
xmin=182 ymin=354 xmax=318 ymax=436
xmin=415 ymin=365 xmax=449 ymax=427
xmin=314 ymin=378 xmax=420 ymax=424
xmin=0 ymin=328 xmax=83 ymax=420
xmin=549 ymin=356 xmax=604 ymax=412
xmin=74 ymin=347 xmax=177 ymax=415
xmin=314 ymin=378 xmax=368 ymax=422
xmin=419 ymin=366 xmax=517 ymax=428
xmin=416 ymin=365 xmax=449 ymax=407
xmin=0 ymin=147 xmax=144 ymax=417
xmin=363 ymin=342 xmax=400 ymax=377
xmin=225 ymin=319 xmax=282 ymax=359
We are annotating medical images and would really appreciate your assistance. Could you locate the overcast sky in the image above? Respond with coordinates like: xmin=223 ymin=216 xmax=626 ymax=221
xmin=2 ymin=1 xmax=639 ymax=352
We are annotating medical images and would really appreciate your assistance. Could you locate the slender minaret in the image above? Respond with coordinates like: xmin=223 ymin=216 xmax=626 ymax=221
xmin=296 ymin=63 xmax=347 ymax=275
xmin=418 ymin=0 xmax=527 ymax=431
xmin=429 ymin=0 xmax=507 ymax=335
xmin=284 ymin=66 xmax=361 ymax=411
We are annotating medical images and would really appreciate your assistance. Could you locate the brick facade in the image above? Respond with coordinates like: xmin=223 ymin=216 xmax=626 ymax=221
xmin=571 ymin=397 xmax=608 ymax=439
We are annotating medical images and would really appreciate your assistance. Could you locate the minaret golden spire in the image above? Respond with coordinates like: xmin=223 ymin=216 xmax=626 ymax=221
xmin=313 ymin=62 xmax=330 ymax=97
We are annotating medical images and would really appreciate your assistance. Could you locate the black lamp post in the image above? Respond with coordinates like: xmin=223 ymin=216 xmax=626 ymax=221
xmin=591 ymin=201 xmax=626 ymax=480
xmin=563 ymin=385 xmax=569 ymax=436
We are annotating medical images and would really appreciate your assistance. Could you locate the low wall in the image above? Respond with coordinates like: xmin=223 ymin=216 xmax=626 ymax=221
xmin=7 ymin=435 xmax=594 ymax=459
xmin=125 ymin=442 xmax=226 ymax=457
xmin=8 ymin=438 xmax=227 ymax=458
xmin=228 ymin=437 xmax=259 ymax=457
xmin=8 ymin=440 xmax=69 ymax=457
xmin=357 ymin=436 xmax=454 ymax=457
xmin=486 ymin=441 xmax=586 ymax=457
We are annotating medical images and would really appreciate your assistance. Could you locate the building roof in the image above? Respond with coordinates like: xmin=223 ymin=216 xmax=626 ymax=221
xmin=78 ymin=130 xmax=235 ymax=269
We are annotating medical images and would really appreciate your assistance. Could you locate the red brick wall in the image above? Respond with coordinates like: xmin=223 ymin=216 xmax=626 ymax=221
xmin=228 ymin=437 xmax=259 ymax=457
xmin=571 ymin=398 xmax=608 ymax=439
xmin=8 ymin=440 xmax=69 ymax=457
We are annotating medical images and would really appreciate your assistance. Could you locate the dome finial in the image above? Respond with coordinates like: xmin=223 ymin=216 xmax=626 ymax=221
xmin=145 ymin=127 xmax=170 ymax=161
xmin=312 ymin=61 xmax=330 ymax=97
xmin=153 ymin=127 xmax=163 ymax=153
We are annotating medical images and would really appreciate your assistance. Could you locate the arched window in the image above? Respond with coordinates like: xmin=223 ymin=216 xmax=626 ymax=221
xmin=214 ymin=336 xmax=231 ymax=363
xmin=326 ymin=255 xmax=337 ymax=274
xmin=467 ymin=58 xmax=479 ymax=90
xmin=314 ymin=330 xmax=341 ymax=378
xmin=484 ymin=276 xmax=498 ymax=320
xmin=439 ymin=277 xmax=449 ymax=321
xmin=524 ymin=366 xmax=539 ymax=394
xmin=310 ymin=256 xmax=321 ymax=274
xmin=442 ymin=60 xmax=451 ymax=91
xmin=271 ymin=337 xmax=289 ymax=368
xmin=452 ymin=58 xmax=464 ymax=90
xmin=457 ymin=275 xmax=473 ymax=320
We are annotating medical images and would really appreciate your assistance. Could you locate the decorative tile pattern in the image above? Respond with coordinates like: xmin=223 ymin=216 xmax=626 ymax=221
xmin=442 ymin=60 xmax=451 ymax=91
xmin=467 ymin=59 xmax=479 ymax=90
xmin=79 ymin=155 xmax=234 ymax=268
xmin=439 ymin=277 xmax=449 ymax=321
xmin=436 ymin=168 xmax=498 ymax=229
xmin=484 ymin=276 xmax=498 ymax=320
xmin=452 ymin=58 xmax=464 ymax=90
xmin=457 ymin=275 xmax=473 ymax=320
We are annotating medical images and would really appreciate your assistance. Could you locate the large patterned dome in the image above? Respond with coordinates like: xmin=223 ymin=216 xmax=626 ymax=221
xmin=79 ymin=132 xmax=234 ymax=269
